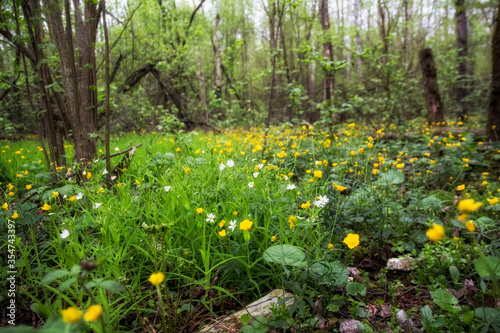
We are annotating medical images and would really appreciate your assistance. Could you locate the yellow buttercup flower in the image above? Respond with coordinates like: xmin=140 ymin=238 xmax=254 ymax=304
xmin=271 ymin=236 xmax=276 ymax=242
xmin=458 ymin=199 xmax=483 ymax=212
xmin=426 ymin=224 xmax=445 ymax=242
xmin=343 ymin=234 xmax=360 ymax=249
xmin=12 ymin=212 xmax=18 ymax=219
xmin=84 ymin=305 xmax=102 ymax=322
xmin=334 ymin=184 xmax=347 ymax=192
xmin=148 ymin=272 xmax=165 ymax=286
xmin=135 ymin=179 xmax=141 ymax=185
xmin=456 ymin=184 xmax=465 ymax=191
xmin=26 ymin=184 xmax=32 ymax=190
xmin=487 ymin=197 xmax=499 ymax=205
xmin=196 ymin=208 xmax=204 ymax=214
xmin=61 ymin=307 xmax=83 ymax=323
xmin=328 ymin=243 xmax=334 ymax=251
xmin=41 ymin=203 xmax=51 ymax=211
xmin=219 ymin=220 xmax=226 ymax=228
xmin=239 ymin=219 xmax=253 ymax=231
xmin=301 ymin=201 xmax=310 ymax=209
xmin=466 ymin=221 xmax=476 ymax=232
xmin=219 ymin=230 xmax=226 ymax=237
xmin=313 ymin=170 xmax=322 ymax=179
xmin=184 ymin=167 xmax=191 ymax=174
xmin=457 ymin=213 xmax=468 ymax=222
xmin=2 ymin=202 xmax=7 ymax=210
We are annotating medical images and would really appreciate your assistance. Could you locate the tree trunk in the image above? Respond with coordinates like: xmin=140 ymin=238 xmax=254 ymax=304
xmin=354 ymin=0 xmax=362 ymax=79
xmin=455 ymin=0 xmax=470 ymax=116
xmin=487 ymin=3 xmax=500 ymax=140
xmin=419 ymin=48 xmax=445 ymax=125
xmin=198 ymin=55 xmax=208 ymax=122
xmin=214 ymin=0 xmax=222 ymax=100
xmin=319 ymin=0 xmax=334 ymax=102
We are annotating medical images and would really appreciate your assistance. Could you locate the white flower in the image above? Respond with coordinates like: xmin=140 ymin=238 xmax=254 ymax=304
xmin=227 ymin=160 xmax=234 ymax=167
xmin=93 ymin=202 xmax=102 ymax=209
xmin=313 ymin=195 xmax=330 ymax=208
xmin=110 ymin=175 xmax=117 ymax=180
xmin=60 ymin=229 xmax=70 ymax=239
xmin=283 ymin=176 xmax=288 ymax=180
xmin=114 ymin=147 xmax=120 ymax=151
xmin=253 ymin=172 xmax=259 ymax=178
xmin=258 ymin=164 xmax=263 ymax=169
xmin=219 ymin=163 xmax=226 ymax=171
xmin=286 ymin=184 xmax=296 ymax=190
xmin=164 ymin=186 xmax=171 ymax=192
xmin=248 ymin=182 xmax=254 ymax=188
xmin=206 ymin=213 xmax=216 ymax=223
xmin=75 ymin=192 xmax=84 ymax=200
xmin=229 ymin=220 xmax=237 ymax=231
xmin=102 ymin=169 xmax=108 ymax=175
xmin=315 ymin=160 xmax=320 ymax=165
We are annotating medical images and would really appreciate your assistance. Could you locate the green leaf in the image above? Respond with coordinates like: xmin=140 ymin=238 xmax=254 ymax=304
xmin=263 ymin=244 xmax=306 ymax=267
xmin=309 ymin=261 xmax=348 ymax=287
xmin=346 ymin=282 xmax=367 ymax=296
xmin=430 ymin=290 xmax=461 ymax=313
xmin=474 ymin=256 xmax=500 ymax=278
xmin=449 ymin=266 xmax=460 ymax=283
xmin=240 ymin=314 xmax=251 ymax=326
xmin=475 ymin=307 xmax=500 ymax=324
xmin=99 ymin=280 xmax=125 ymax=293
xmin=375 ymin=170 xmax=404 ymax=186
xmin=420 ymin=195 xmax=442 ymax=211
xmin=41 ymin=269 xmax=70 ymax=286
xmin=420 ymin=306 xmax=434 ymax=329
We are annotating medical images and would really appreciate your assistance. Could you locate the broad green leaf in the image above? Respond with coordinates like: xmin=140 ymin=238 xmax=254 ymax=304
xmin=420 ymin=306 xmax=434 ymax=329
xmin=41 ymin=269 xmax=70 ymax=286
xmin=375 ymin=170 xmax=404 ymax=186
xmin=100 ymin=280 xmax=125 ymax=293
xmin=421 ymin=195 xmax=442 ymax=211
xmin=430 ymin=290 xmax=461 ymax=313
xmin=475 ymin=307 xmax=500 ymax=324
xmin=263 ymin=244 xmax=306 ymax=267
xmin=346 ymin=282 xmax=367 ymax=296
xmin=474 ymin=256 xmax=500 ymax=278
xmin=309 ymin=261 xmax=348 ymax=287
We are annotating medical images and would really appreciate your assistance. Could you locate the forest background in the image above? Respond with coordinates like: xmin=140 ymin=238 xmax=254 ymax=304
xmin=0 ymin=0 xmax=499 ymax=164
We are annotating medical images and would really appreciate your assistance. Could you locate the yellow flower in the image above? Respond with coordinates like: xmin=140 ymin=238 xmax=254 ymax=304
xmin=350 ymin=151 xmax=355 ymax=156
xmin=84 ymin=305 xmax=102 ymax=322
xmin=396 ymin=163 xmax=404 ymax=169
xmin=288 ymin=215 xmax=296 ymax=228
xmin=482 ymin=181 xmax=488 ymax=186
xmin=219 ymin=220 xmax=226 ymax=228
xmin=233 ymin=211 xmax=238 ymax=216
xmin=334 ymin=184 xmax=347 ymax=192
xmin=456 ymin=184 xmax=465 ymax=191
xmin=86 ymin=172 xmax=92 ymax=179
xmin=7 ymin=183 xmax=14 ymax=191
xmin=294 ymin=152 xmax=300 ymax=157
xmin=426 ymin=224 xmax=445 ymax=242
xmin=239 ymin=219 xmax=253 ymax=231
xmin=176 ymin=148 xmax=180 ymax=152
xmin=487 ymin=197 xmax=499 ymax=205
xmin=328 ymin=243 xmax=334 ymax=251
xmin=343 ymin=234 xmax=360 ymax=249
xmin=8 ymin=191 xmax=14 ymax=197
xmin=313 ymin=170 xmax=322 ymax=179
xmin=69 ymin=196 xmax=76 ymax=202
xmin=219 ymin=230 xmax=226 ymax=237
xmin=271 ymin=236 xmax=276 ymax=242
xmin=26 ymin=184 xmax=32 ymax=190
xmin=462 ymin=158 xmax=469 ymax=163
xmin=424 ymin=153 xmax=431 ymax=157
xmin=458 ymin=199 xmax=483 ymax=212
xmin=148 ymin=272 xmax=165 ymax=286
xmin=61 ymin=307 xmax=83 ymax=323
xmin=2 ymin=202 xmax=8 ymax=210
xmin=466 ymin=221 xmax=476 ymax=232
xmin=12 ymin=212 xmax=18 ymax=219
xmin=306 ymin=170 xmax=311 ymax=174
xmin=457 ymin=213 xmax=468 ymax=222
xmin=41 ymin=203 xmax=51 ymax=211
xmin=52 ymin=191 xmax=59 ymax=198
xmin=196 ymin=208 xmax=204 ymax=214
xmin=301 ymin=201 xmax=311 ymax=209
xmin=184 ymin=167 xmax=191 ymax=174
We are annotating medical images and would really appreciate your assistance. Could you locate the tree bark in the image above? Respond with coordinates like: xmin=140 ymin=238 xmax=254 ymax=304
xmin=319 ymin=0 xmax=334 ymax=102
xmin=487 ymin=3 xmax=500 ymax=140
xmin=198 ymin=55 xmax=208 ymax=122
xmin=354 ymin=0 xmax=362 ymax=79
xmin=419 ymin=48 xmax=445 ymax=125
xmin=455 ymin=0 xmax=470 ymax=116
xmin=214 ymin=0 xmax=222 ymax=101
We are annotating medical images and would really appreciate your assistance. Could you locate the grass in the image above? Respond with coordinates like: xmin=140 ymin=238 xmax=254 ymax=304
xmin=1 ymin=118 xmax=500 ymax=332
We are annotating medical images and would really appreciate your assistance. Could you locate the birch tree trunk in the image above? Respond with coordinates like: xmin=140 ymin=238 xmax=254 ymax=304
xmin=487 ymin=3 xmax=500 ymax=139
xmin=354 ymin=0 xmax=362 ymax=79
xmin=319 ymin=0 xmax=334 ymax=102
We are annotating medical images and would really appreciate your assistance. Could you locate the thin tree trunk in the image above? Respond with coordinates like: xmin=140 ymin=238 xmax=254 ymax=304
xmin=214 ymin=0 xmax=222 ymax=100
xmin=102 ymin=0 xmax=111 ymax=187
xmin=354 ymin=0 xmax=362 ymax=79
xmin=455 ymin=0 xmax=470 ymax=116
xmin=198 ymin=55 xmax=208 ymax=122
xmin=487 ymin=3 xmax=500 ymax=140
xmin=320 ymin=0 xmax=334 ymax=102
xmin=419 ymin=48 xmax=445 ymax=125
